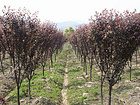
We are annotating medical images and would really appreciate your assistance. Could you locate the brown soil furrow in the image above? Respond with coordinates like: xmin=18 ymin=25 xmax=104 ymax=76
xmin=61 ymin=59 xmax=69 ymax=105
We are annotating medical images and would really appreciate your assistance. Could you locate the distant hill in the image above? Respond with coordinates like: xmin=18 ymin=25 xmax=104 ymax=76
xmin=56 ymin=20 xmax=89 ymax=31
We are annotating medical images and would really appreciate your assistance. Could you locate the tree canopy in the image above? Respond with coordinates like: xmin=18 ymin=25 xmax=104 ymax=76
xmin=64 ymin=27 xmax=74 ymax=38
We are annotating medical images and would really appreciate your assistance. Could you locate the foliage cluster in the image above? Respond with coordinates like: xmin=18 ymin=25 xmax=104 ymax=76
xmin=0 ymin=6 xmax=66 ymax=105
xmin=69 ymin=9 xmax=140 ymax=105
xmin=64 ymin=27 xmax=74 ymax=38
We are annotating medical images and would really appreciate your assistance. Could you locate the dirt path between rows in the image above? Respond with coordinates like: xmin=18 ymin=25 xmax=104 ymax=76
xmin=61 ymin=58 xmax=69 ymax=105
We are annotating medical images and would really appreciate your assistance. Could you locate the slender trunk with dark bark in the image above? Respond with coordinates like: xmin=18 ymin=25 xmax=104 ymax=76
xmin=10 ymin=57 xmax=13 ymax=72
xmin=15 ymin=68 xmax=21 ymax=105
xmin=130 ymin=60 xmax=132 ymax=81
xmin=49 ymin=60 xmax=50 ymax=71
xmin=74 ymin=47 xmax=76 ymax=55
xmin=42 ymin=65 xmax=45 ymax=76
xmin=128 ymin=57 xmax=132 ymax=81
xmin=81 ymin=55 xmax=83 ymax=66
xmin=108 ymin=84 xmax=112 ymax=105
xmin=16 ymin=82 xmax=20 ymax=105
xmin=101 ymin=71 xmax=103 ymax=105
xmin=28 ymin=78 xmax=31 ymax=99
xmin=90 ymin=57 xmax=93 ymax=81
xmin=55 ymin=54 xmax=57 ymax=61
xmin=138 ymin=49 xmax=140 ymax=56
xmin=42 ymin=62 xmax=46 ymax=76
xmin=88 ymin=57 xmax=90 ymax=65
xmin=0 ymin=54 xmax=4 ymax=74
xmin=84 ymin=56 xmax=87 ymax=75
xmin=51 ymin=55 xmax=53 ymax=68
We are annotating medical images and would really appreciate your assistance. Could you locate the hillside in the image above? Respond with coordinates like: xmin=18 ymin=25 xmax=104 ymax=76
xmin=57 ymin=20 xmax=89 ymax=30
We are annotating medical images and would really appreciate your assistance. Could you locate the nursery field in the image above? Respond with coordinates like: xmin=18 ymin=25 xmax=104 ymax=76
xmin=0 ymin=42 xmax=140 ymax=105
xmin=0 ymin=6 xmax=140 ymax=105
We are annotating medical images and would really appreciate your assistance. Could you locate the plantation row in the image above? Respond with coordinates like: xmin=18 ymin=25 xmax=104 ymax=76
xmin=0 ymin=6 xmax=66 ymax=105
xmin=69 ymin=9 xmax=140 ymax=105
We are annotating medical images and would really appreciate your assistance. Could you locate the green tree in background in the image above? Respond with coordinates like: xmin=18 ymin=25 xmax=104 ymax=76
xmin=64 ymin=27 xmax=74 ymax=38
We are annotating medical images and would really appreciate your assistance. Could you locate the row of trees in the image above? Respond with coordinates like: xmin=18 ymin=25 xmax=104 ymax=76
xmin=0 ymin=6 xmax=66 ymax=105
xmin=69 ymin=9 xmax=140 ymax=105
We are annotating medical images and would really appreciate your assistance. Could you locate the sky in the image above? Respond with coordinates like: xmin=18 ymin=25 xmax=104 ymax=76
xmin=0 ymin=0 xmax=140 ymax=23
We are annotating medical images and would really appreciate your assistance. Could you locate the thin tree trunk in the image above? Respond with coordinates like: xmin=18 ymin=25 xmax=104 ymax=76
xmin=130 ymin=60 xmax=132 ymax=81
xmin=101 ymin=71 xmax=103 ymax=105
xmin=10 ymin=57 xmax=13 ymax=72
xmin=42 ymin=64 xmax=45 ymax=76
xmin=51 ymin=55 xmax=53 ymax=68
xmin=128 ymin=57 xmax=132 ymax=81
xmin=43 ymin=66 xmax=45 ymax=76
xmin=28 ymin=78 xmax=31 ymax=99
xmin=74 ymin=47 xmax=76 ymax=55
xmin=108 ymin=84 xmax=112 ymax=105
xmin=84 ymin=56 xmax=87 ymax=75
xmin=17 ymin=83 xmax=20 ymax=105
xmin=55 ymin=54 xmax=56 ymax=61
xmin=49 ymin=60 xmax=50 ymax=71
xmin=90 ymin=57 xmax=93 ymax=81
xmin=0 ymin=54 xmax=4 ymax=74
xmin=17 ymin=68 xmax=21 ymax=105
xmin=14 ymin=69 xmax=20 ymax=105
xmin=88 ymin=57 xmax=90 ymax=65
xmin=81 ymin=55 xmax=83 ymax=66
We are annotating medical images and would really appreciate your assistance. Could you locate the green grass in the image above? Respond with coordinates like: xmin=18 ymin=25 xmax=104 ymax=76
xmin=6 ymin=47 xmax=68 ymax=104
xmin=66 ymin=47 xmax=102 ymax=105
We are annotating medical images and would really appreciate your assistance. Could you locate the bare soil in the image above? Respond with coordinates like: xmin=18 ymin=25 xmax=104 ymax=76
xmin=61 ymin=60 xmax=69 ymax=105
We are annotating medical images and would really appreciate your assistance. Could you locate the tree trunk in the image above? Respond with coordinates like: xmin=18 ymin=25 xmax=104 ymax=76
xmin=90 ymin=58 xmax=93 ymax=81
xmin=90 ymin=64 xmax=92 ymax=81
xmin=49 ymin=61 xmax=50 ymax=71
xmin=81 ymin=55 xmax=83 ymax=67
xmin=129 ymin=57 xmax=132 ymax=81
xmin=108 ymin=83 xmax=112 ymax=105
xmin=0 ymin=54 xmax=4 ymax=74
xmin=55 ymin=54 xmax=56 ymax=61
xmin=28 ymin=78 xmax=31 ymax=99
xmin=74 ymin=47 xmax=76 ymax=54
xmin=130 ymin=60 xmax=132 ymax=81
xmin=88 ymin=57 xmax=90 ymax=65
xmin=101 ymin=71 xmax=103 ymax=105
xmin=17 ymin=83 xmax=20 ymax=105
xmin=55 ymin=49 xmax=58 ymax=62
xmin=10 ymin=58 xmax=13 ymax=72
xmin=84 ymin=56 xmax=87 ymax=75
xmin=51 ymin=55 xmax=53 ymax=68
xmin=42 ymin=65 xmax=45 ymax=76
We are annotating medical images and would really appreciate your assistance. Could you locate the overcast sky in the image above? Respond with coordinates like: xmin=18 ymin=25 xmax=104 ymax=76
xmin=0 ymin=0 xmax=140 ymax=23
